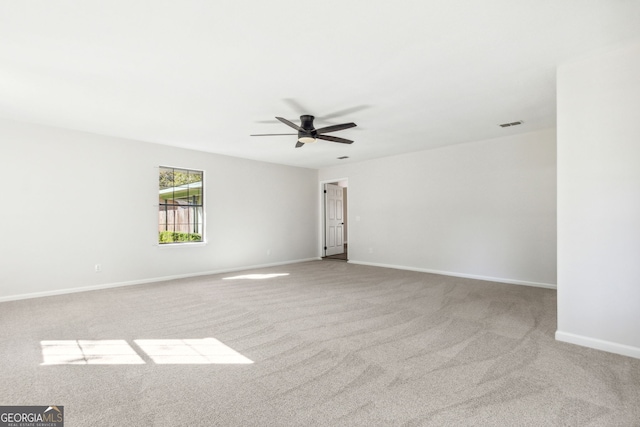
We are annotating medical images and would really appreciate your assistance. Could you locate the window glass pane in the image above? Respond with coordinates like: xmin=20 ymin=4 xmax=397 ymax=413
xmin=159 ymin=167 xmax=204 ymax=244
xmin=188 ymin=186 xmax=202 ymax=200
xmin=159 ymin=167 xmax=175 ymax=190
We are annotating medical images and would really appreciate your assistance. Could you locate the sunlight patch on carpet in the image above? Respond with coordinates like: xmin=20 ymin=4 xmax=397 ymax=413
xmin=40 ymin=340 xmax=145 ymax=365
xmin=135 ymin=338 xmax=254 ymax=364
xmin=40 ymin=338 xmax=253 ymax=365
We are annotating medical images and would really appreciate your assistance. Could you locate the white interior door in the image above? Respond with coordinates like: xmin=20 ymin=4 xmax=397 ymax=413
xmin=325 ymin=183 xmax=344 ymax=256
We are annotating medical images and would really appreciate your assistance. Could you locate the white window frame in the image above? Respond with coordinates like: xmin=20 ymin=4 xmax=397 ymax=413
xmin=157 ymin=166 xmax=206 ymax=246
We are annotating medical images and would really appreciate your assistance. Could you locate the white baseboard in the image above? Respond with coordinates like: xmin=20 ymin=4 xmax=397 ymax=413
xmin=0 ymin=257 xmax=321 ymax=303
xmin=347 ymin=260 xmax=557 ymax=289
xmin=556 ymin=331 xmax=640 ymax=360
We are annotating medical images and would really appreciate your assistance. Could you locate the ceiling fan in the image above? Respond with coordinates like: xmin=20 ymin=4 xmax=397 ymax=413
xmin=251 ymin=115 xmax=356 ymax=148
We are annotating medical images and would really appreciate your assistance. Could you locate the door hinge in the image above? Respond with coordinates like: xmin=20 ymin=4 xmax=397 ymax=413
xmin=324 ymin=246 xmax=327 ymax=250
xmin=324 ymin=190 xmax=327 ymax=193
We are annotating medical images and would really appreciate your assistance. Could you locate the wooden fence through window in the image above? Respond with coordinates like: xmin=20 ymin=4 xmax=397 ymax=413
xmin=158 ymin=205 xmax=201 ymax=234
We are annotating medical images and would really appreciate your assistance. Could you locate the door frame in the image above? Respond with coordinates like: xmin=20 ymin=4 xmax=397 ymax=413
xmin=319 ymin=177 xmax=348 ymax=258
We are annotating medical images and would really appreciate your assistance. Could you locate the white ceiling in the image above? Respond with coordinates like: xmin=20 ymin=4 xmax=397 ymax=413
xmin=2 ymin=1 xmax=640 ymax=169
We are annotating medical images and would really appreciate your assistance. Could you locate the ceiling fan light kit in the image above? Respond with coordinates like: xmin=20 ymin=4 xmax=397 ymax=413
xmin=252 ymin=114 xmax=356 ymax=148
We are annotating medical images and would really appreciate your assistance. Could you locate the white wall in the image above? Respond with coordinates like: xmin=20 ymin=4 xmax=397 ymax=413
xmin=319 ymin=128 xmax=557 ymax=287
xmin=556 ymin=39 xmax=640 ymax=359
xmin=0 ymin=119 xmax=319 ymax=301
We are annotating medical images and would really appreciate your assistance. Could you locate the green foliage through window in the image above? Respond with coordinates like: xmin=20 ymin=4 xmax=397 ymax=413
xmin=159 ymin=231 xmax=202 ymax=243
xmin=159 ymin=169 xmax=202 ymax=189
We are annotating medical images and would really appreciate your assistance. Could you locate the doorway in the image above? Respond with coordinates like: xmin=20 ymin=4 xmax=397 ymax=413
xmin=322 ymin=179 xmax=348 ymax=261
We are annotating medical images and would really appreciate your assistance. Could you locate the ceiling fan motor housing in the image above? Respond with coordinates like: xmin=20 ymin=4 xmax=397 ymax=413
xmin=298 ymin=115 xmax=317 ymax=141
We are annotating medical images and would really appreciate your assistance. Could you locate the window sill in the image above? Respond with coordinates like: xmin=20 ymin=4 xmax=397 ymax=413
xmin=157 ymin=241 xmax=207 ymax=248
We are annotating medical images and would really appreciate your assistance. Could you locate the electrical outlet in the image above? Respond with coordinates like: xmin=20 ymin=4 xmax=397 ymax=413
xmin=267 ymin=249 xmax=272 ymax=256
xmin=94 ymin=264 xmax=102 ymax=273
xmin=368 ymin=247 xmax=373 ymax=254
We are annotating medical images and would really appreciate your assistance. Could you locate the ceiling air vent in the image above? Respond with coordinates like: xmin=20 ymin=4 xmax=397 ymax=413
xmin=499 ymin=120 xmax=524 ymax=128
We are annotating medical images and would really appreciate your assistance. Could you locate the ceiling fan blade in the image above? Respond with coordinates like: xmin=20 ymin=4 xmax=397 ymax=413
xmin=250 ymin=133 xmax=297 ymax=136
xmin=317 ymin=134 xmax=354 ymax=144
xmin=295 ymin=141 xmax=305 ymax=148
xmin=282 ymin=99 xmax=370 ymax=121
xmin=318 ymin=105 xmax=370 ymax=120
xmin=316 ymin=122 xmax=357 ymax=134
xmin=283 ymin=98 xmax=311 ymax=115
xmin=276 ymin=117 xmax=303 ymax=131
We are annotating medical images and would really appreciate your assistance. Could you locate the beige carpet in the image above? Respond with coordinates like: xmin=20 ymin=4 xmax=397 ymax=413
xmin=1 ymin=261 xmax=639 ymax=426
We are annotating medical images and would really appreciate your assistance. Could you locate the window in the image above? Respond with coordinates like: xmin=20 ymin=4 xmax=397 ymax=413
xmin=158 ymin=166 xmax=204 ymax=244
